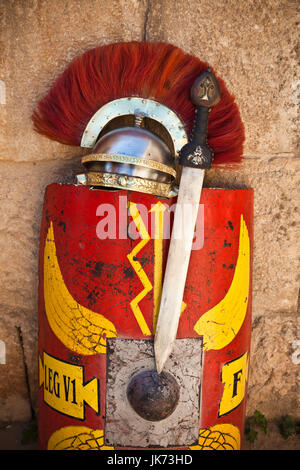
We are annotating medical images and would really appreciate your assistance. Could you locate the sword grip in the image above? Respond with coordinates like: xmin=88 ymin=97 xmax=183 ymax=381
xmin=178 ymin=69 xmax=221 ymax=170
xmin=192 ymin=107 xmax=210 ymax=145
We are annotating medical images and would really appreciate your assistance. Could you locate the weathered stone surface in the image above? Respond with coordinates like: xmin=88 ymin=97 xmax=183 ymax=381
xmin=0 ymin=158 xmax=80 ymax=418
xmin=0 ymin=159 xmax=81 ymax=315
xmin=205 ymin=157 xmax=300 ymax=316
xmin=0 ymin=320 xmax=32 ymax=421
xmin=146 ymin=0 xmax=300 ymax=158
xmin=0 ymin=0 xmax=299 ymax=162
xmin=0 ymin=0 xmax=299 ymax=448
xmin=0 ymin=0 xmax=147 ymax=162
xmin=246 ymin=313 xmax=299 ymax=419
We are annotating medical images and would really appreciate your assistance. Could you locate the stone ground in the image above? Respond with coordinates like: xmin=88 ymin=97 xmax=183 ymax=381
xmin=243 ymin=422 xmax=300 ymax=450
xmin=0 ymin=422 xmax=38 ymax=451
xmin=0 ymin=420 xmax=298 ymax=451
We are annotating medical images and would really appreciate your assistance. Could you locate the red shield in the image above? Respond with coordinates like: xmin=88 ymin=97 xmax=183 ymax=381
xmin=38 ymin=184 xmax=253 ymax=450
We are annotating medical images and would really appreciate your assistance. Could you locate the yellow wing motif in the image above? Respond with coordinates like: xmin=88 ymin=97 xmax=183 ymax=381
xmin=194 ymin=215 xmax=250 ymax=350
xmin=44 ymin=222 xmax=117 ymax=355
xmin=47 ymin=426 xmax=114 ymax=450
xmin=47 ymin=424 xmax=239 ymax=450
xmin=189 ymin=424 xmax=240 ymax=450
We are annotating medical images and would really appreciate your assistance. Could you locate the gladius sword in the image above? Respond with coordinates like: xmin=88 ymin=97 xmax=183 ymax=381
xmin=154 ymin=69 xmax=221 ymax=373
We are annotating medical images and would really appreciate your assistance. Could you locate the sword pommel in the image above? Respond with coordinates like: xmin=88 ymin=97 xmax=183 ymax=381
xmin=190 ymin=68 xmax=221 ymax=108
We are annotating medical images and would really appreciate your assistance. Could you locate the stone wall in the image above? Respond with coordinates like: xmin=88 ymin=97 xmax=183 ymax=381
xmin=0 ymin=0 xmax=299 ymax=443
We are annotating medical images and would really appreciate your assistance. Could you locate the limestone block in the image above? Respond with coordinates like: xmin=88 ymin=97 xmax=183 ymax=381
xmin=0 ymin=158 xmax=80 ymax=417
xmin=145 ymin=0 xmax=299 ymax=157
xmin=205 ymin=157 xmax=300 ymax=315
xmin=0 ymin=159 xmax=81 ymax=317
xmin=246 ymin=313 xmax=299 ymax=419
xmin=0 ymin=0 xmax=147 ymax=162
xmin=1 ymin=0 xmax=299 ymax=164
xmin=0 ymin=320 xmax=32 ymax=422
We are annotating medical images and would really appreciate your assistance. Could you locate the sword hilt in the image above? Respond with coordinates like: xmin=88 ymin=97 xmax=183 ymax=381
xmin=178 ymin=68 xmax=221 ymax=169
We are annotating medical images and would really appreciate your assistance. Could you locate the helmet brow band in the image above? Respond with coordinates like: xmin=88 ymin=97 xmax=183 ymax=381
xmin=81 ymin=153 xmax=177 ymax=178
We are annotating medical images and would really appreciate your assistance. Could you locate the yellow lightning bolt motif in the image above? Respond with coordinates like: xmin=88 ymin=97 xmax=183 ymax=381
xmin=127 ymin=202 xmax=152 ymax=336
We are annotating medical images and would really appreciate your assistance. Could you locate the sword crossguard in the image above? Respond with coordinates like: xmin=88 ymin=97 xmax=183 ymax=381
xmin=178 ymin=69 xmax=221 ymax=169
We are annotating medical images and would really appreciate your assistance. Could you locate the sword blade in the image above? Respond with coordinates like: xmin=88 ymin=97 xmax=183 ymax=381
xmin=154 ymin=167 xmax=205 ymax=373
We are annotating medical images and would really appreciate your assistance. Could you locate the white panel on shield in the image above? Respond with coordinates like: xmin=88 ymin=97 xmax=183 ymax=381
xmin=105 ymin=338 xmax=202 ymax=448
